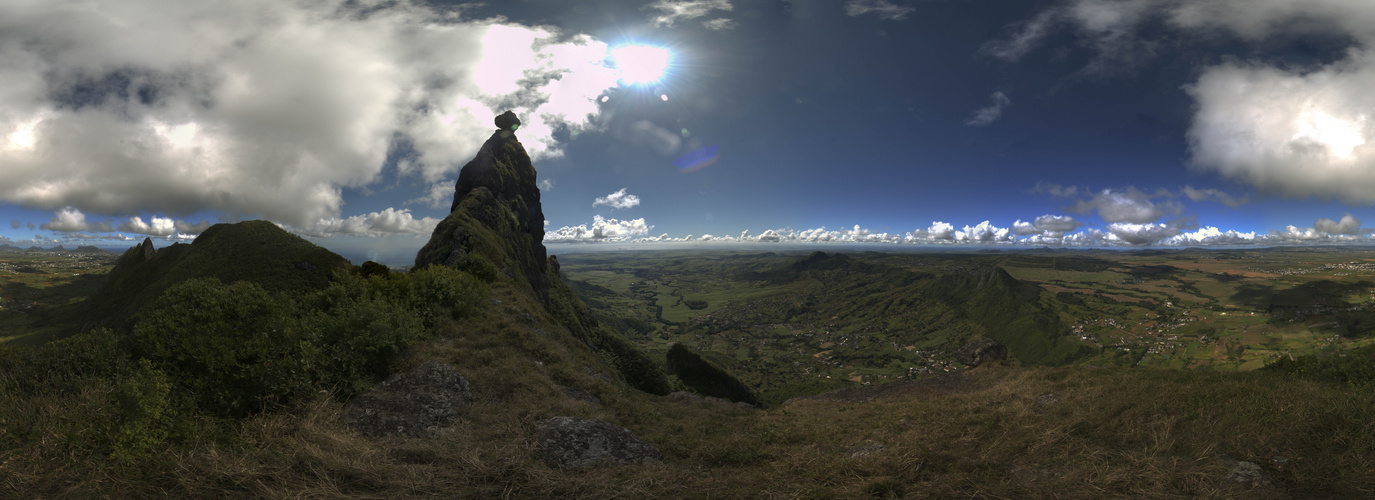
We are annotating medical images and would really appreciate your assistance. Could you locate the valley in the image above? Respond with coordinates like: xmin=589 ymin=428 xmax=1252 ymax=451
xmin=560 ymin=247 xmax=1375 ymax=404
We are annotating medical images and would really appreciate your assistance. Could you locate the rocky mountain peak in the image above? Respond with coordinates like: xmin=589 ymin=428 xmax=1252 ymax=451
xmin=416 ymin=111 xmax=549 ymax=301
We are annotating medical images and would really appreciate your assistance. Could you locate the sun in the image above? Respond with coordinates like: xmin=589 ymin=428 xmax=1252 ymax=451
xmin=610 ymin=45 xmax=671 ymax=85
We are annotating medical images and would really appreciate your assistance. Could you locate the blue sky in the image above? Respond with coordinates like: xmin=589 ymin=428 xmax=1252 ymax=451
xmin=4 ymin=0 xmax=1375 ymax=263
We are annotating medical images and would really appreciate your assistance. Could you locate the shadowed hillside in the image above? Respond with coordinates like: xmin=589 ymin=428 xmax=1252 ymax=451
xmin=83 ymin=221 xmax=351 ymax=330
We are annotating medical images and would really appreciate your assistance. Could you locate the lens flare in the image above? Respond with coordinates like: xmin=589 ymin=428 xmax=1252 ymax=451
xmin=674 ymin=145 xmax=720 ymax=173
xmin=610 ymin=45 xmax=670 ymax=85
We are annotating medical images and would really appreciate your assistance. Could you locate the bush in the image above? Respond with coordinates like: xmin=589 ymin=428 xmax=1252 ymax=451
xmin=111 ymin=359 xmax=174 ymax=462
xmin=128 ymin=267 xmax=487 ymax=417
xmin=132 ymin=278 xmax=318 ymax=417
xmin=0 ymin=327 xmax=128 ymax=395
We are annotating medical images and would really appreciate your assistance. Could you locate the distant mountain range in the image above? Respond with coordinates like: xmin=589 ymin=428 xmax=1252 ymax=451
xmin=0 ymin=244 xmax=114 ymax=254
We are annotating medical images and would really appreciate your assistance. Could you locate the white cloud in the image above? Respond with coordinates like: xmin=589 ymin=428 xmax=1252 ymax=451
xmin=647 ymin=0 xmax=733 ymax=27
xmin=1105 ymin=222 xmax=1182 ymax=245
xmin=999 ymin=1 xmax=1375 ymax=201
xmin=954 ymin=221 xmax=1014 ymax=242
xmin=965 ymin=92 xmax=1011 ymax=126
xmin=40 ymin=207 xmax=111 ymax=233
xmin=546 ymin=215 xmax=652 ymax=242
xmin=1012 ymin=214 xmax=1083 ymax=237
xmin=593 ymin=188 xmax=641 ymax=210
xmin=845 ymin=0 xmax=915 ymax=21
xmin=407 ymin=181 xmax=454 ymax=210
xmin=538 ymin=179 xmax=555 ymax=192
xmin=1164 ymin=226 xmax=1257 ymax=245
xmin=1187 ymin=53 xmax=1375 ymax=203
xmin=290 ymin=208 xmax=440 ymax=238
xmin=0 ymin=0 xmax=625 ymax=228
xmin=1068 ymin=187 xmax=1180 ymax=223
xmin=1315 ymin=213 xmax=1369 ymax=235
xmin=117 ymin=215 xmax=176 ymax=236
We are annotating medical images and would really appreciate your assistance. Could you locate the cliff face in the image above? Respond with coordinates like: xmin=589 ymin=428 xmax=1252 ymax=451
xmin=416 ymin=126 xmax=549 ymax=301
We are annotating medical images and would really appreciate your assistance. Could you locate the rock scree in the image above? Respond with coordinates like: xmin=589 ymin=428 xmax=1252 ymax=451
xmin=535 ymin=416 xmax=663 ymax=468
xmin=345 ymin=360 xmax=473 ymax=438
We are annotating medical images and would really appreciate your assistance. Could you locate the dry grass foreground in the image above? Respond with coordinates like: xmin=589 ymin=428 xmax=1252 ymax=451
xmin=5 ymin=284 xmax=1374 ymax=498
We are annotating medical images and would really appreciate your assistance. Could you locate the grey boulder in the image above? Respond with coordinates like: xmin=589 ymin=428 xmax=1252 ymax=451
xmin=345 ymin=360 xmax=473 ymax=438
xmin=535 ymin=417 xmax=663 ymax=468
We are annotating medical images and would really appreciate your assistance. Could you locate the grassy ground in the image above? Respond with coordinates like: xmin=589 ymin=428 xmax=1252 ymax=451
xmin=7 ymin=275 xmax=1374 ymax=500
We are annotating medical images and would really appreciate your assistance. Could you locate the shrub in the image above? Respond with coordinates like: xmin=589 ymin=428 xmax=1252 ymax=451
xmin=111 ymin=359 xmax=174 ymax=462
xmin=132 ymin=278 xmax=317 ymax=417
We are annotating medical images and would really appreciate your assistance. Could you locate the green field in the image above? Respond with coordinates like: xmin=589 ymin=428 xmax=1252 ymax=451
xmin=0 ymin=250 xmax=117 ymax=344
xmin=560 ymin=247 xmax=1375 ymax=404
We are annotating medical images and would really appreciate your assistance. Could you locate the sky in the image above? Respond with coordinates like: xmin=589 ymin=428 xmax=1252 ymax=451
xmin=5 ymin=0 xmax=1375 ymax=264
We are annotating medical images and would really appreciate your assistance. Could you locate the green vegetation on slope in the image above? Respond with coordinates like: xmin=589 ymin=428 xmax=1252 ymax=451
xmin=85 ymin=221 xmax=352 ymax=329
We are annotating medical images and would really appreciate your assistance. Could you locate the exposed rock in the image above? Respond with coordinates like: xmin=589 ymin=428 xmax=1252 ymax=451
xmin=345 ymin=360 xmax=472 ymax=438
xmin=957 ymin=338 xmax=1008 ymax=367
xmin=1036 ymin=393 xmax=1058 ymax=406
xmin=1218 ymin=457 xmax=1276 ymax=489
xmin=517 ymin=312 xmax=540 ymax=324
xmin=495 ymin=110 xmax=520 ymax=131
xmin=137 ymin=237 xmax=156 ymax=262
xmin=416 ymin=111 xmax=547 ymax=301
xmin=535 ymin=417 xmax=663 ymax=468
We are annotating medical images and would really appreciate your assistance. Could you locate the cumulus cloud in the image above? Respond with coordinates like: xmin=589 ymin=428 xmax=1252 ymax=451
xmin=845 ymin=0 xmax=915 ymax=21
xmin=647 ymin=0 xmax=733 ymax=27
xmin=1187 ymin=54 xmax=1375 ymax=203
xmin=965 ymin=92 xmax=1011 ymax=126
xmin=999 ymin=1 xmax=1375 ymax=201
xmin=1013 ymin=214 xmax=1083 ymax=237
xmin=290 ymin=208 xmax=440 ymax=238
xmin=1315 ymin=213 xmax=1369 ymax=235
xmin=0 ymin=0 xmax=625 ymax=228
xmin=1164 ymin=226 xmax=1257 ymax=245
xmin=955 ymin=221 xmax=1014 ymax=242
xmin=407 ymin=181 xmax=454 ymax=210
xmin=40 ymin=207 xmax=111 ymax=233
xmin=1068 ymin=187 xmax=1180 ymax=223
xmin=546 ymin=215 xmax=652 ymax=242
xmin=117 ymin=215 xmax=176 ymax=236
xmin=1105 ymin=222 xmax=1183 ymax=245
xmin=538 ymin=179 xmax=555 ymax=192
xmin=593 ymin=188 xmax=641 ymax=210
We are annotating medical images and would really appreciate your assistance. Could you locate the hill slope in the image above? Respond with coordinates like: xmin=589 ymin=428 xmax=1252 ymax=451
xmin=83 ymin=221 xmax=351 ymax=329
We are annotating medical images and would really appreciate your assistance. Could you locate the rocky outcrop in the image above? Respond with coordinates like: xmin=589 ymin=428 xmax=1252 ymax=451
xmin=957 ymin=338 xmax=1008 ymax=367
xmin=535 ymin=417 xmax=663 ymax=468
xmin=1218 ymin=457 xmax=1276 ymax=489
xmin=415 ymin=111 xmax=548 ymax=301
xmin=345 ymin=360 xmax=473 ymax=438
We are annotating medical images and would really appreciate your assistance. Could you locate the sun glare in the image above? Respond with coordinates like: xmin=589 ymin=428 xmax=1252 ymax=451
xmin=610 ymin=45 xmax=671 ymax=85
